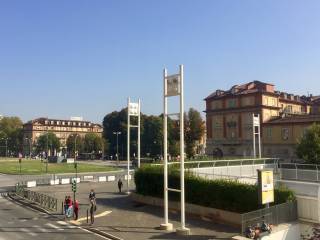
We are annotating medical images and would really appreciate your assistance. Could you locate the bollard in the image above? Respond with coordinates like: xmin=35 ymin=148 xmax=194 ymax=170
xmin=87 ymin=209 xmax=89 ymax=223
xmin=62 ymin=202 xmax=64 ymax=215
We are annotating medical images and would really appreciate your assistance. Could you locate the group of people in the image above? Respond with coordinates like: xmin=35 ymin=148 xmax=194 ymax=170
xmin=63 ymin=178 xmax=124 ymax=224
xmin=64 ymin=196 xmax=79 ymax=220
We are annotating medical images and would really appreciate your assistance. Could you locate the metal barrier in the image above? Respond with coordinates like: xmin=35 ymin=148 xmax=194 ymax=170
xmin=15 ymin=183 xmax=58 ymax=212
xmin=280 ymin=163 xmax=320 ymax=182
xmin=241 ymin=200 xmax=297 ymax=234
xmin=153 ymin=158 xmax=279 ymax=170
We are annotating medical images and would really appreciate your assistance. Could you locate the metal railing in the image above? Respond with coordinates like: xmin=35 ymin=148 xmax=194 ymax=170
xmin=280 ymin=163 xmax=320 ymax=182
xmin=15 ymin=183 xmax=58 ymax=212
xmin=241 ymin=200 xmax=297 ymax=234
xmin=153 ymin=158 xmax=279 ymax=169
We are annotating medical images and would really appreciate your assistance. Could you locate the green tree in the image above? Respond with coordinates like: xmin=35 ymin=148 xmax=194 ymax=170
xmin=296 ymin=124 xmax=320 ymax=164
xmin=84 ymin=133 xmax=105 ymax=154
xmin=102 ymin=108 xmax=142 ymax=158
xmin=0 ymin=116 xmax=24 ymax=156
xmin=185 ymin=108 xmax=205 ymax=158
xmin=36 ymin=132 xmax=60 ymax=156
xmin=66 ymin=134 xmax=84 ymax=157
xmin=102 ymin=109 xmax=127 ymax=158
xmin=142 ymin=115 xmax=163 ymax=157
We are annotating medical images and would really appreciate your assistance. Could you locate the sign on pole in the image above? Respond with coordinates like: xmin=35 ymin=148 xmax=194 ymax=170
xmin=258 ymin=169 xmax=274 ymax=206
xmin=126 ymin=98 xmax=141 ymax=194
xmin=252 ymin=114 xmax=261 ymax=158
xmin=160 ymin=65 xmax=190 ymax=235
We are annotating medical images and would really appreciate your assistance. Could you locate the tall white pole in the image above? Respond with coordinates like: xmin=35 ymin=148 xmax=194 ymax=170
xmin=258 ymin=114 xmax=262 ymax=158
xmin=163 ymin=68 xmax=169 ymax=225
xmin=138 ymin=98 xmax=141 ymax=168
xmin=179 ymin=64 xmax=186 ymax=230
xmin=127 ymin=97 xmax=130 ymax=193
xmin=252 ymin=114 xmax=256 ymax=158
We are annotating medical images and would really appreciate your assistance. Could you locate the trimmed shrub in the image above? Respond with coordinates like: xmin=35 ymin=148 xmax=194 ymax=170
xmin=134 ymin=165 xmax=295 ymax=213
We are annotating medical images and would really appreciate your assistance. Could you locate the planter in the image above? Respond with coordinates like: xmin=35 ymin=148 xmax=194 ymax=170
xmin=131 ymin=192 xmax=242 ymax=228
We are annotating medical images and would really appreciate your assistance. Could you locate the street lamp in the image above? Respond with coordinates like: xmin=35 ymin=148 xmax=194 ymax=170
xmin=25 ymin=138 xmax=32 ymax=159
xmin=0 ymin=138 xmax=9 ymax=158
xmin=46 ymin=132 xmax=50 ymax=173
xmin=113 ymin=131 xmax=121 ymax=164
xmin=74 ymin=134 xmax=79 ymax=161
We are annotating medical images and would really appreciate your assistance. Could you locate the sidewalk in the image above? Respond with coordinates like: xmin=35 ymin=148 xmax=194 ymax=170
xmin=31 ymin=181 xmax=238 ymax=240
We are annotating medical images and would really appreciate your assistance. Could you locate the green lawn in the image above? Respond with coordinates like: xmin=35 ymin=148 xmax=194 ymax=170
xmin=0 ymin=158 xmax=118 ymax=175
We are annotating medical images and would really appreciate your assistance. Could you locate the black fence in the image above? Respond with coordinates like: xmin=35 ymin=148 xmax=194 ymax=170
xmin=15 ymin=183 xmax=58 ymax=212
xmin=241 ymin=200 xmax=298 ymax=234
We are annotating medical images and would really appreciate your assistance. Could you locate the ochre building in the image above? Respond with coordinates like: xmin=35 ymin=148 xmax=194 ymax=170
xmin=23 ymin=117 xmax=102 ymax=153
xmin=205 ymin=80 xmax=319 ymax=159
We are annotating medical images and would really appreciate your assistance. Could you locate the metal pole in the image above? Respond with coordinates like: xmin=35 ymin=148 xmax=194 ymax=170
xmin=74 ymin=135 xmax=77 ymax=161
xmin=127 ymin=97 xmax=130 ymax=194
xmin=163 ymin=68 xmax=169 ymax=225
xmin=258 ymin=114 xmax=261 ymax=159
xmin=138 ymin=98 xmax=141 ymax=168
xmin=252 ymin=114 xmax=256 ymax=158
xmin=179 ymin=64 xmax=186 ymax=230
xmin=29 ymin=139 xmax=32 ymax=159
xmin=6 ymin=139 xmax=8 ymax=158
xmin=116 ymin=133 xmax=119 ymax=164
xmin=46 ymin=131 xmax=48 ymax=173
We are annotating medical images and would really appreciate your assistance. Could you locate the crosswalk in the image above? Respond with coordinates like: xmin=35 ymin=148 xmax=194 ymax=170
xmin=2 ymin=219 xmax=79 ymax=236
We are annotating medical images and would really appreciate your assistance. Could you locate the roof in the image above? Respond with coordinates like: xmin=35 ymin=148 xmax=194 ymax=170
xmin=204 ymin=80 xmax=274 ymax=100
xmin=264 ymin=115 xmax=320 ymax=125
xmin=24 ymin=117 xmax=102 ymax=128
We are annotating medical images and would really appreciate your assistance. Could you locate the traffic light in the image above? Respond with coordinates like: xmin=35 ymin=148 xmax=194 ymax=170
xmin=72 ymin=180 xmax=77 ymax=192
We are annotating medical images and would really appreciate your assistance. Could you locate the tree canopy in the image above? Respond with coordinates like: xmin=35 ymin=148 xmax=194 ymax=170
xmin=102 ymin=108 xmax=204 ymax=159
xmin=296 ymin=124 xmax=320 ymax=164
xmin=35 ymin=132 xmax=60 ymax=156
xmin=0 ymin=116 xmax=24 ymax=156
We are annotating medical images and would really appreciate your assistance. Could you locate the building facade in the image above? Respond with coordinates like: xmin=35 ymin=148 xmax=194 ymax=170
xmin=205 ymin=80 xmax=317 ymax=158
xmin=23 ymin=117 xmax=103 ymax=155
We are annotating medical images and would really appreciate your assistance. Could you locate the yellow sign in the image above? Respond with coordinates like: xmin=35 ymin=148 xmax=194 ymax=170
xmin=258 ymin=170 xmax=274 ymax=205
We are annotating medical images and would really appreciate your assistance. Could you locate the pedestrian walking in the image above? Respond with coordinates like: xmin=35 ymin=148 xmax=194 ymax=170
xmin=74 ymin=200 xmax=79 ymax=220
xmin=64 ymin=196 xmax=69 ymax=219
xmin=118 ymin=178 xmax=123 ymax=193
xmin=89 ymin=189 xmax=96 ymax=201
xmin=66 ymin=196 xmax=73 ymax=218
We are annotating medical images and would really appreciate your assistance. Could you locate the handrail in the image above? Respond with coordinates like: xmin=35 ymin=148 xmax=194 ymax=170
xmin=152 ymin=158 xmax=278 ymax=167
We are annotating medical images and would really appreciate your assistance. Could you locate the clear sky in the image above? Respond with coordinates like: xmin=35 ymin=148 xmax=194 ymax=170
xmin=1 ymin=0 xmax=320 ymax=124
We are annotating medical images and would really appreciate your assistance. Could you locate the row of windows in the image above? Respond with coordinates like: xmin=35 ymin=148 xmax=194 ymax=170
xmin=44 ymin=120 xmax=92 ymax=127
xmin=33 ymin=126 xmax=98 ymax=132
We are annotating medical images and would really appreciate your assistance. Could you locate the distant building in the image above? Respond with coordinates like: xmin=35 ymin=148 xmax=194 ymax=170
xmin=23 ymin=117 xmax=103 ymax=154
xmin=263 ymin=115 xmax=320 ymax=159
xmin=205 ymin=80 xmax=318 ymax=159
xmin=0 ymin=115 xmax=3 ymax=121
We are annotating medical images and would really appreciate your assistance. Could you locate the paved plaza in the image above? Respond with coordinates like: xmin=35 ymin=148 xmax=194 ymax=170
xmin=32 ymin=181 xmax=238 ymax=240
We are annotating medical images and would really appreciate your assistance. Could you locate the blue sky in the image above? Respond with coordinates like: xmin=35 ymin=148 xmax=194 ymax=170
xmin=1 ymin=0 xmax=320 ymax=123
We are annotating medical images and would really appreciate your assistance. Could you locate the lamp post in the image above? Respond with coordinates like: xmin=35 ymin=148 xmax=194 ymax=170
xmin=1 ymin=138 xmax=9 ymax=158
xmin=74 ymin=134 xmax=79 ymax=161
xmin=25 ymin=138 xmax=32 ymax=159
xmin=46 ymin=132 xmax=49 ymax=173
xmin=113 ymin=132 xmax=121 ymax=164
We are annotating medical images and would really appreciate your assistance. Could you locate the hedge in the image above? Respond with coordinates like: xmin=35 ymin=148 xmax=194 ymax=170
xmin=134 ymin=165 xmax=295 ymax=213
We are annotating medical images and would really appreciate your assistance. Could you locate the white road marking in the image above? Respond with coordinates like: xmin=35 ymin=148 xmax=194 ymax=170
xmin=45 ymin=223 xmax=64 ymax=231
xmin=21 ymin=227 xmax=38 ymax=236
xmin=56 ymin=220 xmax=77 ymax=229
xmin=76 ymin=210 xmax=112 ymax=222
xmin=33 ymin=225 xmax=50 ymax=233
xmin=19 ymin=219 xmax=27 ymax=222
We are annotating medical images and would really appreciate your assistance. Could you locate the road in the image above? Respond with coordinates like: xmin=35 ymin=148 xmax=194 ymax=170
xmin=0 ymin=193 xmax=109 ymax=240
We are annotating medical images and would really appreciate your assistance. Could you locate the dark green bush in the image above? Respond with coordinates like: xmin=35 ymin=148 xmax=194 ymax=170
xmin=134 ymin=166 xmax=295 ymax=213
